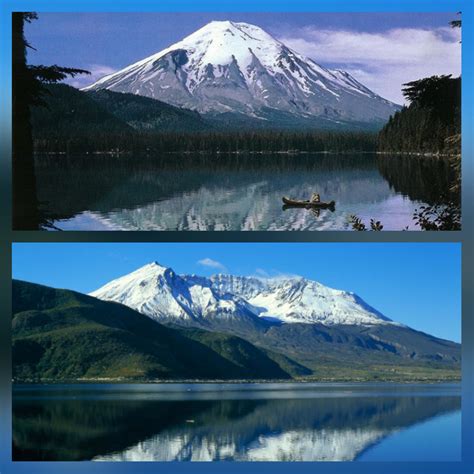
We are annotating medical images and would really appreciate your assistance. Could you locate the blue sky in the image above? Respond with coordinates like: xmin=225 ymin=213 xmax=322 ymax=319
xmin=24 ymin=12 xmax=461 ymax=103
xmin=12 ymin=243 xmax=461 ymax=343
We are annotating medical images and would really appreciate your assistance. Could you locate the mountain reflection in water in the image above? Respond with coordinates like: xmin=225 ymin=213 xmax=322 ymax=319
xmin=13 ymin=383 xmax=461 ymax=461
xmin=33 ymin=153 xmax=452 ymax=230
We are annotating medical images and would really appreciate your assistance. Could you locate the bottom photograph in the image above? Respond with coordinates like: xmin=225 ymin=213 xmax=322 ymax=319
xmin=11 ymin=242 xmax=461 ymax=462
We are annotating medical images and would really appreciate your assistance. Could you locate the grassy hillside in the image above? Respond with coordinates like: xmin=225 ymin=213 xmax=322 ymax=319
xmin=250 ymin=320 xmax=461 ymax=382
xmin=12 ymin=280 xmax=293 ymax=382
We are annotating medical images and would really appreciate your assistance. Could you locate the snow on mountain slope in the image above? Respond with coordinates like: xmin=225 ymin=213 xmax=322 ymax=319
xmin=93 ymin=426 xmax=389 ymax=461
xmin=83 ymin=20 xmax=399 ymax=124
xmin=89 ymin=262 xmax=259 ymax=325
xmin=208 ymin=274 xmax=396 ymax=326
xmin=90 ymin=262 xmax=397 ymax=328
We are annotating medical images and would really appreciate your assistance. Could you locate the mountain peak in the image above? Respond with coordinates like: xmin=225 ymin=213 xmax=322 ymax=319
xmin=83 ymin=19 xmax=399 ymax=124
xmin=89 ymin=261 xmax=175 ymax=304
xmin=190 ymin=20 xmax=277 ymax=41
xmin=136 ymin=261 xmax=171 ymax=275
xmin=91 ymin=266 xmax=397 ymax=328
xmin=90 ymin=264 xmax=262 ymax=326
xmin=202 ymin=20 xmax=241 ymax=30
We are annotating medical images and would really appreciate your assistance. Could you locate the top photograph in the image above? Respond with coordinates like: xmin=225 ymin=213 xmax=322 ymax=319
xmin=12 ymin=12 xmax=461 ymax=231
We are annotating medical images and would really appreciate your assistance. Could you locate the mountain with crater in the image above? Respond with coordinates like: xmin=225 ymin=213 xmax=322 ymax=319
xmin=11 ymin=266 xmax=461 ymax=382
xmin=90 ymin=262 xmax=460 ymax=371
xmin=90 ymin=262 xmax=396 ymax=328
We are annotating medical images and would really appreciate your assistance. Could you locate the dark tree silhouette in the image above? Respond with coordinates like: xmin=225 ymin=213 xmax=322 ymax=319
xmin=378 ymin=14 xmax=461 ymax=158
xmin=369 ymin=15 xmax=462 ymax=230
xmin=401 ymin=75 xmax=460 ymax=124
xmin=450 ymin=11 xmax=461 ymax=29
xmin=12 ymin=12 xmax=89 ymax=229
xmin=377 ymin=75 xmax=460 ymax=156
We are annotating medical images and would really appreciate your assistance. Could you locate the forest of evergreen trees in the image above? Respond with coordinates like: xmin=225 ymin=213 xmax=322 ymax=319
xmin=33 ymin=130 xmax=378 ymax=154
xmin=32 ymin=74 xmax=461 ymax=156
xmin=30 ymin=83 xmax=379 ymax=154
xmin=377 ymin=75 xmax=461 ymax=155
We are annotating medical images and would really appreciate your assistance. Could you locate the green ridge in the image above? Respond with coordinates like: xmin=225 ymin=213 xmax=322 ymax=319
xmin=12 ymin=280 xmax=294 ymax=382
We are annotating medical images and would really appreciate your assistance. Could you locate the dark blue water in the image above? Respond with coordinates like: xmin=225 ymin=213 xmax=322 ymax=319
xmin=33 ymin=153 xmax=452 ymax=231
xmin=13 ymin=382 xmax=461 ymax=461
xmin=357 ymin=411 xmax=461 ymax=461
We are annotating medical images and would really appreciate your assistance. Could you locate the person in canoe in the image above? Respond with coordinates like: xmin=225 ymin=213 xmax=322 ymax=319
xmin=310 ymin=193 xmax=321 ymax=217
xmin=281 ymin=194 xmax=335 ymax=211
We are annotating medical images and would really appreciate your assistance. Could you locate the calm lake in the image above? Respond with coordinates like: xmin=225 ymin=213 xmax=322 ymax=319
xmin=13 ymin=382 xmax=461 ymax=461
xmin=33 ymin=153 xmax=452 ymax=231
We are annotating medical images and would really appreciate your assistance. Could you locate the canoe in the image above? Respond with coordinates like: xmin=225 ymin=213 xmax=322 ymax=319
xmin=282 ymin=197 xmax=336 ymax=210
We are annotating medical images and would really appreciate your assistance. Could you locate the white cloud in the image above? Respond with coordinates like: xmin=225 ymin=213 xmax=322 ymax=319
xmin=279 ymin=27 xmax=461 ymax=104
xmin=197 ymin=258 xmax=227 ymax=272
xmin=65 ymin=64 xmax=116 ymax=89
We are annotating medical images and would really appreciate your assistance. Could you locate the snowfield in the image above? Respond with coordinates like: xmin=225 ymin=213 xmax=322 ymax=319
xmin=90 ymin=261 xmax=399 ymax=327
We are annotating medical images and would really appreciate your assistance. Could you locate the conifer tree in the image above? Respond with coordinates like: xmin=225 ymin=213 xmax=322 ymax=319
xmin=12 ymin=12 xmax=89 ymax=229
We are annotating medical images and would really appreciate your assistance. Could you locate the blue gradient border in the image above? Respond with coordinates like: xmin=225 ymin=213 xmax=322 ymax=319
xmin=0 ymin=0 xmax=473 ymax=473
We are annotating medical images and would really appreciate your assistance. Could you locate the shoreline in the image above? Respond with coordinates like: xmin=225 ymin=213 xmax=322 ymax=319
xmin=32 ymin=150 xmax=459 ymax=158
xmin=12 ymin=377 xmax=462 ymax=386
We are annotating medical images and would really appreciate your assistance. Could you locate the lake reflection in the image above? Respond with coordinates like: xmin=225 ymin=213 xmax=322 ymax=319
xmin=33 ymin=153 xmax=452 ymax=230
xmin=13 ymin=383 xmax=461 ymax=461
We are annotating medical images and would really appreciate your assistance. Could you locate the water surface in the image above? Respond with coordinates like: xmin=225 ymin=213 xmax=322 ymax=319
xmin=13 ymin=382 xmax=461 ymax=461
xmin=33 ymin=153 xmax=452 ymax=230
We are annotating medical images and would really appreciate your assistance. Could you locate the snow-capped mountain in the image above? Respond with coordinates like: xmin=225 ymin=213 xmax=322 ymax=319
xmin=90 ymin=262 xmax=460 ymax=364
xmin=90 ymin=261 xmax=395 ymax=327
xmin=92 ymin=395 xmax=458 ymax=461
xmin=207 ymin=274 xmax=395 ymax=326
xmin=89 ymin=262 xmax=261 ymax=328
xmin=94 ymin=426 xmax=389 ymax=462
xmin=83 ymin=20 xmax=399 ymax=125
